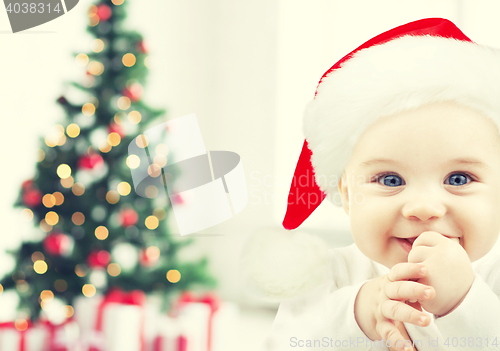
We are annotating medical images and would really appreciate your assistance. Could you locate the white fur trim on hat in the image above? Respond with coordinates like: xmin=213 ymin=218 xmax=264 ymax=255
xmin=304 ymin=35 xmax=500 ymax=205
xmin=240 ymin=228 xmax=330 ymax=301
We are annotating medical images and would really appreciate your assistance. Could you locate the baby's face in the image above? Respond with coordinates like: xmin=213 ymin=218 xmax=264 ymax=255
xmin=338 ymin=101 xmax=500 ymax=268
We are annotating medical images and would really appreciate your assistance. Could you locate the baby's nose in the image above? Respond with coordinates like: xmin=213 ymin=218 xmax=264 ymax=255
xmin=402 ymin=196 xmax=446 ymax=221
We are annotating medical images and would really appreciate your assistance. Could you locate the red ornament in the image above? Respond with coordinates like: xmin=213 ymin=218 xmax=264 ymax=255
xmin=78 ymin=154 xmax=104 ymax=170
xmin=96 ymin=4 xmax=112 ymax=21
xmin=171 ymin=193 xmax=184 ymax=205
xmin=22 ymin=189 xmax=42 ymax=207
xmin=137 ymin=41 xmax=148 ymax=54
xmin=57 ymin=96 xmax=68 ymax=105
xmin=22 ymin=179 xmax=34 ymax=190
xmin=122 ymin=83 xmax=143 ymax=102
xmin=87 ymin=250 xmax=111 ymax=268
xmin=44 ymin=232 xmax=72 ymax=256
xmin=139 ymin=248 xmax=159 ymax=267
xmin=108 ymin=123 xmax=125 ymax=138
xmin=120 ymin=208 xmax=138 ymax=227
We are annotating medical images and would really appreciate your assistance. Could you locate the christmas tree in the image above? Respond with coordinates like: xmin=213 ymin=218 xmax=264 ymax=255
xmin=2 ymin=0 xmax=216 ymax=321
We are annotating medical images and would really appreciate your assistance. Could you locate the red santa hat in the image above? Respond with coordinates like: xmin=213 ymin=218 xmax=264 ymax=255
xmin=283 ymin=17 xmax=500 ymax=230
xmin=242 ymin=18 xmax=500 ymax=301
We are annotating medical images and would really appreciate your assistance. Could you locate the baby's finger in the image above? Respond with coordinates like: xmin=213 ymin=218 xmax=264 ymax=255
xmin=376 ymin=320 xmax=414 ymax=351
xmin=381 ymin=299 xmax=431 ymax=327
xmin=385 ymin=280 xmax=434 ymax=302
xmin=387 ymin=262 xmax=426 ymax=282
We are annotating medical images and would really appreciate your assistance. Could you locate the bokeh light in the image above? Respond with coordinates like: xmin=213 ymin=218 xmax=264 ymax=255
xmin=39 ymin=219 xmax=53 ymax=232
xmin=53 ymin=192 xmax=64 ymax=206
xmin=72 ymin=183 xmax=85 ymax=196
xmin=117 ymin=182 xmax=131 ymax=196
xmin=147 ymin=164 xmax=161 ymax=178
xmin=146 ymin=246 xmax=160 ymax=260
xmin=107 ymin=263 xmax=121 ymax=277
xmin=122 ymin=53 xmax=136 ymax=67
xmin=108 ymin=132 xmax=121 ymax=146
xmin=57 ymin=164 xmax=71 ymax=179
xmin=37 ymin=149 xmax=45 ymax=162
xmin=155 ymin=144 xmax=169 ymax=156
xmin=128 ymin=111 xmax=141 ymax=124
xmin=145 ymin=216 xmax=159 ymax=230
xmin=82 ymin=284 xmax=96 ymax=297
xmin=21 ymin=208 xmax=33 ymax=221
xmin=92 ymin=39 xmax=105 ymax=53
xmin=99 ymin=140 xmax=112 ymax=153
xmin=126 ymin=155 xmax=140 ymax=169
xmin=106 ymin=190 xmax=120 ymax=204
xmin=145 ymin=185 xmax=158 ymax=199
xmin=95 ymin=226 xmax=109 ymax=240
xmin=66 ymin=305 xmax=74 ymax=318
xmin=76 ymin=53 xmax=89 ymax=67
xmin=15 ymin=320 xmax=28 ymax=331
xmin=166 ymin=270 xmax=181 ymax=283
xmin=135 ymin=134 xmax=149 ymax=148
xmin=34 ymin=260 xmax=48 ymax=274
xmin=72 ymin=212 xmax=85 ymax=225
xmin=154 ymin=155 xmax=167 ymax=168
xmin=45 ymin=136 xmax=57 ymax=148
xmin=75 ymin=264 xmax=88 ymax=277
xmin=45 ymin=212 xmax=59 ymax=226
xmin=42 ymin=194 xmax=56 ymax=208
xmin=40 ymin=290 xmax=54 ymax=302
xmin=117 ymin=96 xmax=131 ymax=110
xmin=66 ymin=124 xmax=80 ymax=138
xmin=88 ymin=61 xmax=104 ymax=76
xmin=61 ymin=176 xmax=74 ymax=188
xmin=32 ymin=252 xmax=44 ymax=262
xmin=88 ymin=11 xmax=99 ymax=27
xmin=82 ymin=103 xmax=96 ymax=116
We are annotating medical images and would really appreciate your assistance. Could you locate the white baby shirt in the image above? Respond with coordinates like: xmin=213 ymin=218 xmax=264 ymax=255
xmin=262 ymin=242 xmax=500 ymax=351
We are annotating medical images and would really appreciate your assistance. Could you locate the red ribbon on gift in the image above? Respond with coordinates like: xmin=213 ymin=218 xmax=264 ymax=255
xmin=174 ymin=291 xmax=220 ymax=351
xmin=0 ymin=320 xmax=33 ymax=351
xmin=153 ymin=334 xmax=187 ymax=351
xmin=91 ymin=288 xmax=146 ymax=351
xmin=41 ymin=317 xmax=74 ymax=351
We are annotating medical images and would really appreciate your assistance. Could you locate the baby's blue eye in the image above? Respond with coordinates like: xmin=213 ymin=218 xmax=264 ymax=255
xmin=446 ymin=173 xmax=470 ymax=186
xmin=378 ymin=174 xmax=403 ymax=187
xmin=375 ymin=173 xmax=473 ymax=187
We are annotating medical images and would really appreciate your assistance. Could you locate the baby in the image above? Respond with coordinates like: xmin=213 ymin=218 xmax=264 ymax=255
xmin=245 ymin=18 xmax=500 ymax=351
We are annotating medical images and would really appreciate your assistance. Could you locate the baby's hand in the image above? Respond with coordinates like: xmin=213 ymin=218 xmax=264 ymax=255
xmin=408 ymin=231 xmax=475 ymax=316
xmin=355 ymin=262 xmax=435 ymax=351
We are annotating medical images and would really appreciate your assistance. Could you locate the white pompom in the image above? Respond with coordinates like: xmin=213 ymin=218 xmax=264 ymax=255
xmin=240 ymin=228 xmax=330 ymax=302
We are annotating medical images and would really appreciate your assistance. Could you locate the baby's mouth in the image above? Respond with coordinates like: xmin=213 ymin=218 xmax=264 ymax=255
xmin=398 ymin=234 xmax=460 ymax=246
xmin=404 ymin=237 xmax=418 ymax=245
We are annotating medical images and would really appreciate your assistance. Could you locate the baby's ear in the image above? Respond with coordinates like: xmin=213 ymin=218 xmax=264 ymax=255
xmin=337 ymin=172 xmax=349 ymax=215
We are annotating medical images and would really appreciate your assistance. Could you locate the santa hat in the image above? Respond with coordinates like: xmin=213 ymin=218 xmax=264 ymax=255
xmin=283 ymin=17 xmax=500 ymax=230
xmin=242 ymin=18 xmax=500 ymax=301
